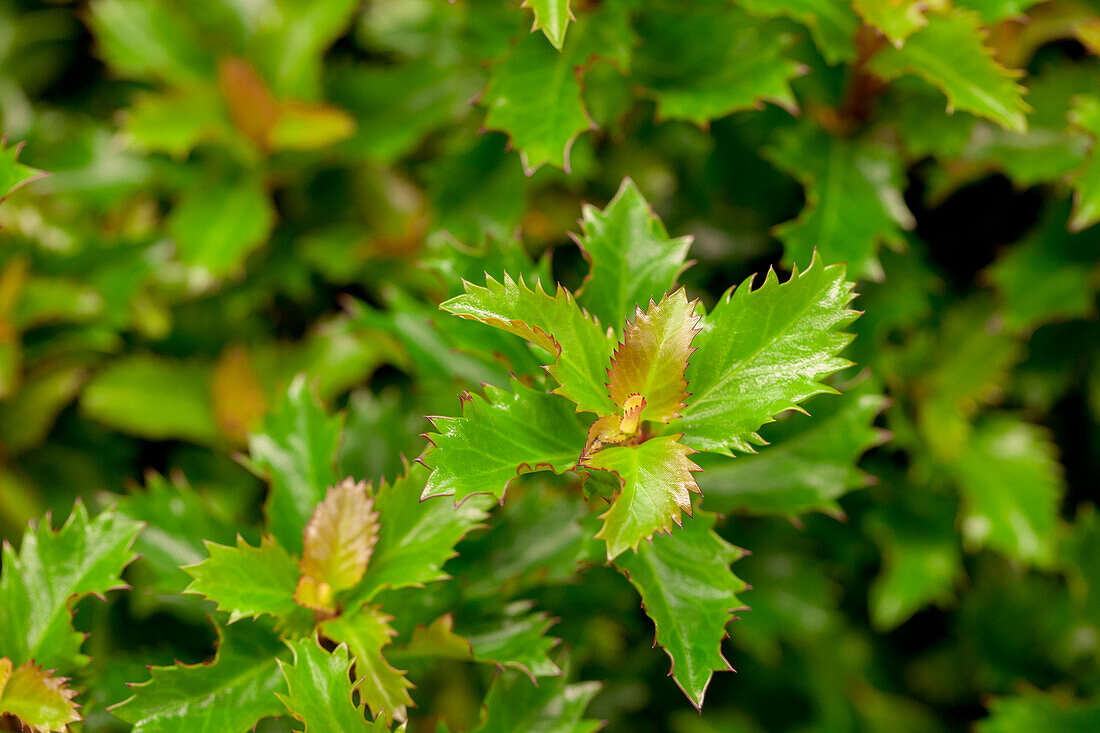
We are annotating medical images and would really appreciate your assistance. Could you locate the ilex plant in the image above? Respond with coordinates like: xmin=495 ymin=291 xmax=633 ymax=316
xmin=421 ymin=178 xmax=860 ymax=705
xmin=111 ymin=379 xmax=572 ymax=730
xmin=0 ymin=504 xmax=141 ymax=731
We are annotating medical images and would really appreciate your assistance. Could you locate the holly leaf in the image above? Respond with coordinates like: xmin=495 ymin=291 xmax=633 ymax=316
xmin=851 ymin=0 xmax=933 ymax=45
xmin=0 ymin=503 xmax=141 ymax=671
xmin=979 ymin=688 xmax=1100 ymax=732
xmin=350 ymin=462 xmax=491 ymax=604
xmin=584 ymin=435 xmax=701 ymax=559
xmin=869 ymin=8 xmax=1029 ymax=132
xmin=117 ymin=470 xmax=239 ymax=595
xmin=296 ymin=479 xmax=380 ymax=612
xmin=277 ymin=639 xmax=378 ymax=732
xmin=184 ymin=536 xmax=300 ymax=623
xmin=459 ymin=602 xmax=561 ymax=680
xmin=910 ymin=298 xmax=1021 ymax=461
xmin=738 ymin=0 xmax=860 ymax=64
xmin=673 ymin=256 xmax=859 ymax=456
xmin=765 ymin=123 xmax=915 ymax=281
xmin=459 ymin=484 xmax=592 ymax=598
xmin=168 ymin=173 xmax=276 ymax=277
xmin=613 ymin=511 xmax=747 ymax=709
xmin=251 ymin=375 xmax=344 ymax=554
xmin=522 ymin=0 xmax=574 ymax=50
xmin=110 ymin=619 xmax=288 ymax=733
xmin=607 ymin=290 xmax=701 ymax=425
xmin=697 ymin=386 xmax=888 ymax=517
xmin=422 ymin=380 xmax=589 ymax=503
xmin=951 ymin=416 xmax=1063 ymax=567
xmin=634 ymin=4 xmax=801 ymax=125
xmin=471 ymin=662 xmax=600 ymax=733
xmin=987 ymin=203 xmax=1099 ymax=330
xmin=1069 ymin=94 xmax=1100 ymax=232
xmin=955 ymin=0 xmax=1045 ymax=24
xmin=442 ymin=274 xmax=615 ymax=414
xmin=0 ymin=141 xmax=45 ymax=203
xmin=574 ymin=178 xmax=693 ymax=333
xmin=482 ymin=31 xmax=593 ymax=174
xmin=87 ymin=0 xmax=210 ymax=85
xmin=865 ymin=496 xmax=962 ymax=631
xmin=321 ymin=604 xmax=414 ymax=725
xmin=80 ymin=354 xmax=220 ymax=445
xmin=0 ymin=659 xmax=80 ymax=733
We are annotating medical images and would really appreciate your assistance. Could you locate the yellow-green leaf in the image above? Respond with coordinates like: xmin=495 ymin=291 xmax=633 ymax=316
xmin=321 ymin=603 xmax=414 ymax=725
xmin=295 ymin=478 xmax=380 ymax=612
xmin=585 ymin=435 xmax=701 ymax=559
xmin=0 ymin=660 xmax=80 ymax=733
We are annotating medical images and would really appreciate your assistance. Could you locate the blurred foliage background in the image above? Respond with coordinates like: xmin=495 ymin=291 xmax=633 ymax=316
xmin=1 ymin=0 xmax=1100 ymax=730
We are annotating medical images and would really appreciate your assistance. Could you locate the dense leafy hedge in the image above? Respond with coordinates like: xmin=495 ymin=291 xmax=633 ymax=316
xmin=1 ymin=0 xmax=1099 ymax=730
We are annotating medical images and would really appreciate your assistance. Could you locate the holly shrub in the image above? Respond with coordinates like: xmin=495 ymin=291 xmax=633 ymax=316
xmin=0 ymin=0 xmax=1099 ymax=731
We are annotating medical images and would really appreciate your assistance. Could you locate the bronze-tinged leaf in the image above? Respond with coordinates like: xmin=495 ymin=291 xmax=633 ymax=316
xmin=607 ymin=289 xmax=701 ymax=424
xmin=0 ymin=661 xmax=80 ymax=733
xmin=211 ymin=344 xmax=267 ymax=444
xmin=218 ymin=57 xmax=280 ymax=149
xmin=295 ymin=478 xmax=380 ymax=612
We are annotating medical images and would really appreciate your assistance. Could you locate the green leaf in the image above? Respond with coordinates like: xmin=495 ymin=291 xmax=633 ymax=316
xmin=184 ymin=536 xmax=300 ymax=623
xmin=277 ymin=639 xmax=377 ymax=732
xmin=613 ymin=511 xmax=747 ymax=709
xmin=851 ymin=0 xmax=932 ymax=45
xmin=697 ymin=385 xmax=887 ymax=517
xmin=471 ymin=663 xmax=600 ymax=733
xmin=738 ymin=0 xmax=860 ymax=64
xmin=634 ymin=4 xmax=801 ymax=125
xmin=351 ymin=462 xmax=491 ymax=604
xmin=869 ymin=8 xmax=1029 ymax=132
xmin=585 ymin=435 xmax=701 ymax=560
xmin=87 ymin=0 xmax=212 ymax=85
xmin=460 ymin=602 xmax=561 ymax=680
xmin=1069 ymin=94 xmax=1100 ymax=232
xmin=0 ymin=364 xmax=86 ymax=455
xmin=910 ymin=298 xmax=1021 ymax=461
xmin=329 ymin=61 xmax=480 ymax=165
xmin=117 ymin=470 xmax=239 ymax=595
xmin=80 ymin=354 xmax=221 ymax=445
xmin=765 ymin=123 xmax=915 ymax=281
xmin=574 ymin=178 xmax=693 ymax=333
xmin=607 ymin=289 xmax=701 ymax=424
xmin=865 ymin=498 xmax=962 ymax=631
xmin=321 ymin=604 xmax=414 ymax=725
xmin=168 ymin=174 xmax=276 ymax=277
xmin=442 ymin=275 xmax=615 ymax=414
xmin=0 ymin=141 xmax=45 ymax=202
xmin=673 ymin=256 xmax=858 ymax=455
xmin=422 ymin=380 xmax=588 ymax=503
xmin=251 ymin=375 xmax=344 ymax=554
xmin=111 ymin=620 xmax=287 ymax=733
xmin=459 ymin=484 xmax=592 ymax=598
xmin=522 ymin=0 xmax=573 ymax=50
xmin=0 ymin=660 xmax=80 ymax=733
xmin=987 ymin=203 xmax=1099 ymax=330
xmin=0 ymin=503 xmax=141 ymax=671
xmin=955 ymin=0 xmax=1045 ymax=24
xmin=396 ymin=603 xmax=561 ymax=680
xmin=482 ymin=32 xmax=593 ymax=174
xmin=125 ymin=88 xmax=229 ymax=157
xmin=951 ymin=416 xmax=1063 ymax=567
xmin=979 ymin=689 xmax=1100 ymax=733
